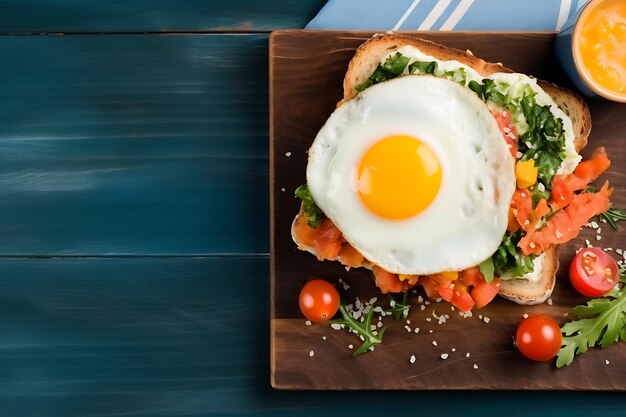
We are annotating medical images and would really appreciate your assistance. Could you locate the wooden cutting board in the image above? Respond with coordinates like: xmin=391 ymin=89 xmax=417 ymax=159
xmin=269 ymin=30 xmax=626 ymax=390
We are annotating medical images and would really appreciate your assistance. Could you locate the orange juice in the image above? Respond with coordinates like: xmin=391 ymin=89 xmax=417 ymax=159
xmin=576 ymin=0 xmax=626 ymax=96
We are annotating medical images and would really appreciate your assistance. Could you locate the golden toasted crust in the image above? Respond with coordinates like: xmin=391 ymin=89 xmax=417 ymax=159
xmin=294 ymin=33 xmax=593 ymax=305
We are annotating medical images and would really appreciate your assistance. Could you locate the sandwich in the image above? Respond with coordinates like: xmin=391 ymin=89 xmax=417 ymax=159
xmin=291 ymin=34 xmax=612 ymax=311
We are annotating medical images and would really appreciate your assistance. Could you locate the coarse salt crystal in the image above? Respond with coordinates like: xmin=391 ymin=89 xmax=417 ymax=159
xmin=466 ymin=352 xmax=471 ymax=358
xmin=473 ymin=364 xmax=478 ymax=369
xmin=441 ymin=353 xmax=449 ymax=360
xmin=285 ymin=152 xmax=292 ymax=157
xmin=597 ymin=228 xmax=602 ymax=234
xmin=523 ymin=313 xmax=529 ymax=319
xmin=432 ymin=341 xmax=438 ymax=346
xmin=281 ymin=188 xmax=285 ymax=192
xmin=596 ymin=235 xmax=602 ymax=241
xmin=424 ymin=301 xmax=431 ymax=306
xmin=410 ymin=355 xmax=416 ymax=364
xmin=331 ymin=323 xmax=342 ymax=330
xmin=420 ymin=305 xmax=426 ymax=311
xmin=426 ymin=318 xmax=432 ymax=322
xmin=429 ymin=330 xmax=433 ymax=334
xmin=547 ymin=298 xmax=553 ymax=306
xmin=417 ymin=295 xmax=424 ymax=303
xmin=406 ymin=320 xmax=411 ymax=324
xmin=305 ymin=320 xmax=311 ymax=326
xmin=309 ymin=350 xmax=315 ymax=357
xmin=322 ymin=336 xmax=326 ymax=340
xmin=405 ymin=325 xmax=412 ymax=333
xmin=591 ymin=221 xmax=599 ymax=228
xmin=617 ymin=249 xmax=623 ymax=255
xmin=452 ymin=348 xmax=456 ymax=352
xmin=605 ymin=359 xmax=610 ymax=365
xmin=414 ymin=328 xmax=420 ymax=333
xmin=377 ymin=321 xmax=383 ymax=328
xmin=348 ymin=344 xmax=353 ymax=349
xmin=483 ymin=317 xmax=490 ymax=324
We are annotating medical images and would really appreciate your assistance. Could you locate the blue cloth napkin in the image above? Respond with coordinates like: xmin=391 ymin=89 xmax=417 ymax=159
xmin=307 ymin=0 xmax=589 ymax=31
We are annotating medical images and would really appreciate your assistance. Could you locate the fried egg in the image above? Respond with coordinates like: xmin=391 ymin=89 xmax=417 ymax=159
xmin=306 ymin=75 xmax=516 ymax=275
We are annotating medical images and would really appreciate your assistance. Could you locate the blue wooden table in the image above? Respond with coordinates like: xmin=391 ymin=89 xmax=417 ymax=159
xmin=0 ymin=1 xmax=624 ymax=415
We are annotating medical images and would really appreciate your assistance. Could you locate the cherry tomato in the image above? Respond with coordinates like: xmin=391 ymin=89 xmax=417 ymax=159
xmin=569 ymin=247 xmax=618 ymax=297
xmin=515 ymin=314 xmax=562 ymax=362
xmin=299 ymin=279 xmax=340 ymax=322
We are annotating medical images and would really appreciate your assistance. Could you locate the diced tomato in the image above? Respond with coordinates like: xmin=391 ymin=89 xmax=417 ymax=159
xmin=471 ymin=278 xmax=501 ymax=309
xmin=372 ymin=265 xmax=403 ymax=294
xmin=459 ymin=266 xmax=483 ymax=287
xmin=338 ymin=243 xmax=365 ymax=269
xmin=512 ymin=188 xmax=533 ymax=228
xmin=520 ymin=182 xmax=613 ymax=255
xmin=550 ymin=147 xmax=611 ymax=210
xmin=451 ymin=291 xmax=475 ymax=312
xmin=491 ymin=108 xmax=518 ymax=157
xmin=419 ymin=275 xmax=441 ymax=299
xmin=293 ymin=210 xmax=342 ymax=261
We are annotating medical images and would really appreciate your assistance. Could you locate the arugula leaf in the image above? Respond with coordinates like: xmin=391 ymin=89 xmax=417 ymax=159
xmin=492 ymin=231 xmax=536 ymax=277
xmin=294 ymin=183 xmax=325 ymax=228
xmin=598 ymin=207 xmax=626 ymax=230
xmin=479 ymin=257 xmax=495 ymax=283
xmin=330 ymin=301 xmax=386 ymax=356
xmin=382 ymin=52 xmax=410 ymax=76
xmin=385 ymin=292 xmax=411 ymax=320
xmin=557 ymin=289 xmax=626 ymax=367
xmin=408 ymin=60 xmax=438 ymax=75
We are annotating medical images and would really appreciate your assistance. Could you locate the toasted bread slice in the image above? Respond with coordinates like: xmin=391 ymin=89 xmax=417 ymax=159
xmin=294 ymin=34 xmax=592 ymax=305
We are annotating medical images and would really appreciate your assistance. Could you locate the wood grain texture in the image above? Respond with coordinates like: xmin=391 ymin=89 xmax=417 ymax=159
xmin=270 ymin=31 xmax=626 ymax=390
xmin=0 ymin=0 xmax=325 ymax=33
xmin=0 ymin=35 xmax=269 ymax=256
xmin=2 ymin=256 xmax=626 ymax=417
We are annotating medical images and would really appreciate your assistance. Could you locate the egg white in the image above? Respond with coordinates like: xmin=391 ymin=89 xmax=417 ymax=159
xmin=307 ymin=75 xmax=516 ymax=275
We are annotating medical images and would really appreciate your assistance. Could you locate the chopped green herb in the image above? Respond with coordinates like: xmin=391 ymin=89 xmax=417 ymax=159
xmin=408 ymin=60 xmax=438 ymax=75
xmin=442 ymin=67 xmax=467 ymax=85
xmin=597 ymin=207 xmax=626 ymax=231
xmin=492 ymin=231 xmax=536 ymax=278
xmin=385 ymin=292 xmax=411 ymax=320
xmin=295 ymin=183 xmax=325 ymax=228
xmin=381 ymin=52 xmax=410 ymax=76
xmin=330 ymin=301 xmax=386 ymax=356
xmin=479 ymin=257 xmax=495 ymax=283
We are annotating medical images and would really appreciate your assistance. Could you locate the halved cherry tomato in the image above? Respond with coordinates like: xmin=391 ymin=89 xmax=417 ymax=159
xmin=298 ymin=279 xmax=340 ymax=322
xmin=569 ymin=247 xmax=619 ymax=297
xmin=515 ymin=315 xmax=562 ymax=362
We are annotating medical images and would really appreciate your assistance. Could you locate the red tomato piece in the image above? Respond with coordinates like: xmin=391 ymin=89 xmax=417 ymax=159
xmin=515 ymin=315 xmax=562 ymax=361
xmin=298 ymin=279 xmax=340 ymax=322
xmin=471 ymin=278 xmax=501 ymax=309
xmin=338 ymin=243 xmax=365 ymax=269
xmin=293 ymin=212 xmax=343 ymax=261
xmin=372 ymin=265 xmax=403 ymax=294
xmin=491 ymin=108 xmax=518 ymax=157
xmin=569 ymin=247 xmax=619 ymax=297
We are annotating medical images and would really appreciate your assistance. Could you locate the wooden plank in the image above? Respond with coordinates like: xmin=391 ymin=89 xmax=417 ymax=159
xmin=0 ymin=34 xmax=270 ymax=256
xmin=1 ymin=256 xmax=625 ymax=416
xmin=0 ymin=0 xmax=325 ymax=33
xmin=270 ymin=31 xmax=626 ymax=390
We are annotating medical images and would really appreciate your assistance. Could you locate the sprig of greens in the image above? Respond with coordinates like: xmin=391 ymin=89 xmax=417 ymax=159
xmin=295 ymin=183 xmax=325 ymax=228
xmin=492 ymin=231 xmax=536 ymax=277
xmin=598 ymin=207 xmax=626 ymax=231
xmin=556 ymin=275 xmax=626 ymax=368
xmin=330 ymin=302 xmax=386 ymax=356
xmin=385 ymin=292 xmax=411 ymax=320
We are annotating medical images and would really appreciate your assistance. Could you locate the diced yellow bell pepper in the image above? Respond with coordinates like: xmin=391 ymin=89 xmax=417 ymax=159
xmin=515 ymin=159 xmax=538 ymax=189
xmin=398 ymin=274 xmax=418 ymax=282
xmin=440 ymin=271 xmax=459 ymax=281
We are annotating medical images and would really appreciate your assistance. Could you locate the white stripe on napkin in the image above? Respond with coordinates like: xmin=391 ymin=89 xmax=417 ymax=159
xmin=417 ymin=0 xmax=452 ymax=31
xmin=392 ymin=0 xmax=421 ymax=31
xmin=556 ymin=0 xmax=572 ymax=30
xmin=440 ymin=0 xmax=475 ymax=31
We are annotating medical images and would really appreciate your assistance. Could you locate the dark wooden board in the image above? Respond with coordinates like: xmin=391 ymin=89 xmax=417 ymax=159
xmin=269 ymin=30 xmax=626 ymax=390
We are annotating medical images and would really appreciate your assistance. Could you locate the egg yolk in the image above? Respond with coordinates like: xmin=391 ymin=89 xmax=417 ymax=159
xmin=578 ymin=0 xmax=626 ymax=94
xmin=357 ymin=135 xmax=442 ymax=220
